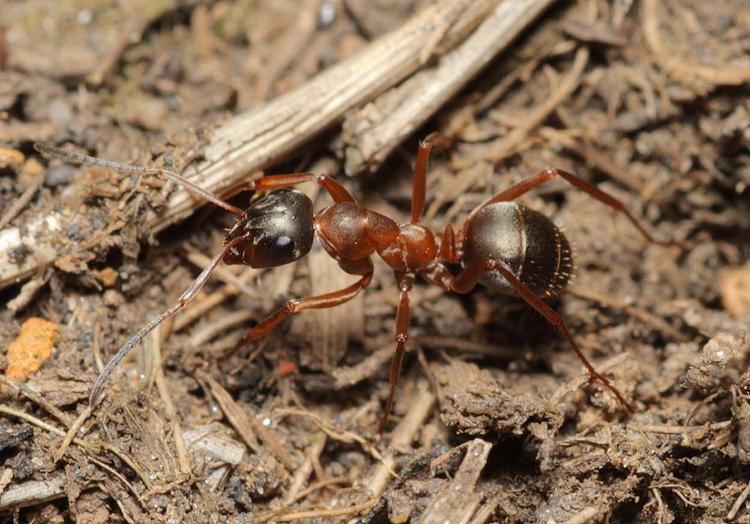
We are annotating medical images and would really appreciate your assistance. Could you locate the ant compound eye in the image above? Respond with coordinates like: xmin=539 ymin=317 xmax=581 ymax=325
xmin=271 ymin=234 xmax=296 ymax=261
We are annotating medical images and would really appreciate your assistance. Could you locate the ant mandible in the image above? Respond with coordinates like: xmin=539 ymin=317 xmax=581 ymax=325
xmin=35 ymin=140 xmax=678 ymax=430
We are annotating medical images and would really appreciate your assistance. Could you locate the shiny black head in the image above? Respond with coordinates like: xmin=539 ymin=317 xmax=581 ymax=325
xmin=223 ymin=189 xmax=315 ymax=268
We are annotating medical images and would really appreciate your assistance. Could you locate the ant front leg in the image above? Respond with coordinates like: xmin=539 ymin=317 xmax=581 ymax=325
xmin=469 ymin=168 xmax=680 ymax=247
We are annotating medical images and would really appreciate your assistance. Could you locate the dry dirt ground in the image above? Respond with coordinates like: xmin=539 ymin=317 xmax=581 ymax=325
xmin=1 ymin=0 xmax=750 ymax=522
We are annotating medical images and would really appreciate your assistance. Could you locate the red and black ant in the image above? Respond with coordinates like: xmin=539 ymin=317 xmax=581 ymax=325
xmin=35 ymin=140 xmax=679 ymax=429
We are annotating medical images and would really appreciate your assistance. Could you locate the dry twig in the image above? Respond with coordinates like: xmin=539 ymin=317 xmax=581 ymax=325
xmin=0 ymin=403 xmax=152 ymax=489
xmin=197 ymin=370 xmax=296 ymax=471
xmin=0 ymin=478 xmax=66 ymax=511
xmin=461 ymin=45 xmax=590 ymax=167
xmin=642 ymin=0 xmax=750 ymax=87
xmin=367 ymin=380 xmax=436 ymax=496
xmin=344 ymin=0 xmax=559 ymax=174
xmin=419 ymin=439 xmax=493 ymax=523
xmin=0 ymin=0 xmax=499 ymax=292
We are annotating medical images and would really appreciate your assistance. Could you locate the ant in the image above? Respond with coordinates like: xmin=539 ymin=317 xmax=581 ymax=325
xmin=35 ymin=140 xmax=679 ymax=430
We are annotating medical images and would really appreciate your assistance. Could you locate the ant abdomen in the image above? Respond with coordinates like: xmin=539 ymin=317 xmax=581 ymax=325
xmin=462 ymin=202 xmax=573 ymax=297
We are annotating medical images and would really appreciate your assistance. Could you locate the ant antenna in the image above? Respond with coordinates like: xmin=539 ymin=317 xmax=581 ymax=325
xmin=34 ymin=142 xmax=245 ymax=217
xmin=88 ymin=234 xmax=250 ymax=405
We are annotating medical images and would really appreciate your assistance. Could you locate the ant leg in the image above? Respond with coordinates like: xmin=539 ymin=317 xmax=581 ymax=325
xmin=410 ymin=141 xmax=432 ymax=224
xmin=421 ymin=260 xmax=633 ymax=411
xmin=490 ymin=261 xmax=633 ymax=411
xmin=231 ymin=261 xmax=373 ymax=354
xmin=469 ymin=168 xmax=679 ymax=247
xmin=381 ymin=277 xmax=413 ymax=432
xmin=252 ymin=173 xmax=356 ymax=204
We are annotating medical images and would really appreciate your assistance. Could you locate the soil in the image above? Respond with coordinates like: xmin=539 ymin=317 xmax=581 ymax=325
xmin=1 ymin=0 xmax=750 ymax=522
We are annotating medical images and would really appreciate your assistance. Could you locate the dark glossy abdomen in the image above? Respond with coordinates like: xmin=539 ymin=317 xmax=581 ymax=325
xmin=462 ymin=202 xmax=573 ymax=297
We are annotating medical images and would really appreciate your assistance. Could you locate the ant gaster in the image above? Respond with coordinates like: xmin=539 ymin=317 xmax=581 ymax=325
xmin=35 ymin=140 xmax=679 ymax=430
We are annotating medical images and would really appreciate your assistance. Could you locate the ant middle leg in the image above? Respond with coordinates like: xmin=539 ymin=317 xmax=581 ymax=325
xmin=468 ymin=168 xmax=679 ymax=247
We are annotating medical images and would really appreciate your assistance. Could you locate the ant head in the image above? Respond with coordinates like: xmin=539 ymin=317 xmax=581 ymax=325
xmin=224 ymin=189 xmax=315 ymax=268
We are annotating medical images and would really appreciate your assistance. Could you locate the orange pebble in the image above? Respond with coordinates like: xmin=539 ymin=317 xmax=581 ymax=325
xmin=5 ymin=318 xmax=60 ymax=380
xmin=277 ymin=360 xmax=297 ymax=377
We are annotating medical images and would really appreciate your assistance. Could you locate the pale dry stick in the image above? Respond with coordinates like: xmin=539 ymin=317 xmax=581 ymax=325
xmin=331 ymin=344 xmax=394 ymax=388
xmin=274 ymin=407 xmax=393 ymax=474
xmin=727 ymin=479 xmax=750 ymax=520
xmin=0 ymin=0 xmax=498 ymax=292
xmin=257 ymin=477 xmax=353 ymax=521
xmin=0 ymin=478 xmax=66 ymax=511
xmin=0 ymin=172 xmax=44 ymax=230
xmin=632 ymin=420 xmax=733 ymax=435
xmin=273 ymin=497 xmax=380 ymax=522
xmin=652 ymin=487 xmax=668 ymax=524
xmin=173 ymin=265 xmax=264 ymax=333
xmin=0 ymin=469 xmax=12 ymax=497
xmin=283 ymin=432 xmax=327 ymax=505
xmin=197 ymin=370 xmax=297 ymax=471
xmin=367 ymin=380 xmax=436 ymax=497
xmin=0 ymin=375 xmax=73 ymax=428
xmin=641 ymin=0 xmax=750 ymax=87
xmin=183 ymin=248 xmax=260 ymax=298
xmin=199 ymin=0 xmax=493 ymax=204
xmin=289 ymin=477 xmax=349 ymax=504
xmin=468 ymin=499 xmax=499 ymax=524
xmin=188 ymin=309 xmax=257 ymax=347
xmin=0 ymin=403 xmax=152 ymax=489
xmin=651 ymin=482 xmax=701 ymax=508
xmin=562 ymin=507 xmax=601 ymax=524
xmin=464 ymin=47 xmax=589 ymax=168
xmin=344 ymin=0 xmax=559 ymax=175
xmin=54 ymin=404 xmax=93 ymax=462
xmin=194 ymin=370 xmax=260 ymax=452
xmin=142 ymin=326 xmax=162 ymax=397
xmin=92 ymin=324 xmax=105 ymax=373
xmin=7 ymin=269 xmax=53 ymax=312
xmin=155 ymin=369 xmax=192 ymax=476
xmin=419 ymin=439 xmax=492 ymax=524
